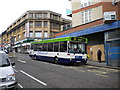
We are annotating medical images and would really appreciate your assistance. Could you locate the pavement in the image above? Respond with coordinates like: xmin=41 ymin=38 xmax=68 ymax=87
xmin=87 ymin=60 xmax=120 ymax=70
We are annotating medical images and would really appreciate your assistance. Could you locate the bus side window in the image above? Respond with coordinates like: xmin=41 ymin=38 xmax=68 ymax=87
xmin=60 ymin=41 xmax=67 ymax=52
xmin=38 ymin=44 xmax=42 ymax=51
xmin=48 ymin=43 xmax=53 ymax=51
xmin=31 ymin=45 xmax=34 ymax=49
xmin=34 ymin=44 xmax=37 ymax=51
xmin=54 ymin=42 xmax=59 ymax=52
xmin=42 ymin=43 xmax=47 ymax=51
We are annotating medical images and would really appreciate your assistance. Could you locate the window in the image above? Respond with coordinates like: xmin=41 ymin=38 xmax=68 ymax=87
xmin=14 ymin=37 xmax=16 ymax=42
xmin=29 ymin=21 xmax=33 ymax=28
xmin=44 ymin=32 xmax=48 ymax=38
xmin=42 ymin=43 xmax=48 ymax=51
xmin=22 ymin=24 xmax=25 ymax=30
xmin=81 ymin=9 xmax=92 ymax=24
xmin=18 ymin=35 xmax=20 ymax=39
xmin=43 ymin=13 xmax=48 ymax=18
xmin=60 ymin=41 xmax=67 ymax=52
xmin=37 ymin=44 xmax=42 ymax=51
xmin=35 ymin=13 xmax=39 ymax=18
xmin=69 ymin=42 xmax=86 ymax=54
xmin=53 ymin=23 xmax=59 ymax=29
xmin=35 ymin=13 xmax=42 ymax=18
xmin=54 ymin=42 xmax=59 ymax=52
xmin=29 ymin=31 xmax=33 ymax=37
xmin=44 ymin=21 xmax=48 ymax=27
xmin=35 ymin=21 xmax=42 ymax=27
xmin=63 ymin=25 xmax=66 ymax=31
xmin=29 ymin=13 xmax=33 ymax=18
xmin=53 ymin=15 xmax=58 ymax=20
xmin=18 ymin=27 xmax=21 ymax=33
xmin=81 ymin=0 xmax=91 ymax=8
xmin=48 ymin=43 xmax=53 ymax=51
xmin=39 ymin=13 xmax=42 ymax=18
xmin=0 ymin=53 xmax=10 ymax=67
xmin=35 ymin=31 xmax=42 ymax=38
xmin=33 ymin=44 xmax=37 ymax=51
xmin=24 ymin=32 xmax=26 ymax=38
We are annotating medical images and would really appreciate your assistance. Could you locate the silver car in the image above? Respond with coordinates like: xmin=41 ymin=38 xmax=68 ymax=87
xmin=0 ymin=51 xmax=17 ymax=89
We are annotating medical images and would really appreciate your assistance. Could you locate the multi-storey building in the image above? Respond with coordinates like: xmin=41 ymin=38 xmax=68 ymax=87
xmin=0 ymin=35 xmax=2 ymax=50
xmin=1 ymin=10 xmax=71 ymax=53
xmin=54 ymin=0 xmax=120 ymax=66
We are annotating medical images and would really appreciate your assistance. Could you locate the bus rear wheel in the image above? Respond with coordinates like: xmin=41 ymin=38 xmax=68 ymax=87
xmin=33 ymin=55 xmax=37 ymax=60
xmin=54 ymin=57 xmax=58 ymax=64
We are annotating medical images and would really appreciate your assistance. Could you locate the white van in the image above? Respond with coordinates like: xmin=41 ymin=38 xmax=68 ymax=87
xmin=0 ymin=51 xmax=17 ymax=89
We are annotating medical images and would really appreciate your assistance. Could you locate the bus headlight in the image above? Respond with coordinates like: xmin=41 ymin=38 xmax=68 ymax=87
xmin=7 ymin=74 xmax=16 ymax=82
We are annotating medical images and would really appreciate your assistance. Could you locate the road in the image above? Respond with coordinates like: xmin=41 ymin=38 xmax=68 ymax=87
xmin=10 ymin=53 xmax=119 ymax=88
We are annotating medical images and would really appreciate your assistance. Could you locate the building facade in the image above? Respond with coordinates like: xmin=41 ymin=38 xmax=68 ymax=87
xmin=54 ymin=0 xmax=120 ymax=66
xmin=1 ymin=10 xmax=71 ymax=53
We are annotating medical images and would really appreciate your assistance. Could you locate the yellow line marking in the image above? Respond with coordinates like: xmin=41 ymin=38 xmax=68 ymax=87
xmin=87 ymin=69 xmax=107 ymax=74
xmin=76 ymin=70 xmax=85 ymax=72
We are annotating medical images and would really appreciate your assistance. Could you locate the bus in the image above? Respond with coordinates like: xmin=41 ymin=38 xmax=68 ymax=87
xmin=29 ymin=37 xmax=88 ymax=64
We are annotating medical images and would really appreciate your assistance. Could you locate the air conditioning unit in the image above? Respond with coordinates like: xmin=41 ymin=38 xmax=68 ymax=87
xmin=104 ymin=11 xmax=116 ymax=23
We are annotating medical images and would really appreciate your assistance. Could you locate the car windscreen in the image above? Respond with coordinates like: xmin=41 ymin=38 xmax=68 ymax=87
xmin=0 ymin=53 xmax=10 ymax=67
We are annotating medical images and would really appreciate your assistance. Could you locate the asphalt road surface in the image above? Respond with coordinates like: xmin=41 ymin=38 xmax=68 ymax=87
xmin=10 ymin=53 xmax=119 ymax=88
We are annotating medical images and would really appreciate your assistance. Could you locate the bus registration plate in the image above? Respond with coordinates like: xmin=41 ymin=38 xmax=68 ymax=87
xmin=75 ymin=56 xmax=82 ymax=59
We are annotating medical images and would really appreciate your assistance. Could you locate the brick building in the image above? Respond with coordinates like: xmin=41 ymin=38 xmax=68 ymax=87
xmin=1 ymin=10 xmax=71 ymax=53
xmin=54 ymin=0 xmax=120 ymax=66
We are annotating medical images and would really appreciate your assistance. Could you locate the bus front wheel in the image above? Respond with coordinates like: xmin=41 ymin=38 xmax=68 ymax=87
xmin=33 ymin=55 xmax=37 ymax=60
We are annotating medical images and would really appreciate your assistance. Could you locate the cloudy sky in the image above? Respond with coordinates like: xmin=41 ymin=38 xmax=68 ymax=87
xmin=0 ymin=0 xmax=71 ymax=34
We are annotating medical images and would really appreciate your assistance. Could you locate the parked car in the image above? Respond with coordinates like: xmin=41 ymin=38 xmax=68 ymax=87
xmin=0 ymin=51 xmax=17 ymax=89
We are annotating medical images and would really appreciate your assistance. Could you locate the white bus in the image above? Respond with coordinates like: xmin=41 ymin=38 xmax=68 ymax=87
xmin=29 ymin=37 xmax=88 ymax=64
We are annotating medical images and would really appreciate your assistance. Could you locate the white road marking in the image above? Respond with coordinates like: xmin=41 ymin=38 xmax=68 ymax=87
xmin=96 ymin=74 xmax=108 ymax=77
xmin=18 ymin=60 xmax=26 ymax=63
xmin=20 ymin=70 xmax=47 ymax=86
xmin=14 ymin=69 xmax=18 ymax=72
xmin=18 ymin=83 xmax=23 ymax=88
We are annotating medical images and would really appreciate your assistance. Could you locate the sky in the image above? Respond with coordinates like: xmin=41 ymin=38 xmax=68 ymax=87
xmin=0 ymin=0 xmax=71 ymax=34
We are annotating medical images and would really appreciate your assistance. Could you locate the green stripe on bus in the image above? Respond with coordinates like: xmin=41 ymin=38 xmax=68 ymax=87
xmin=31 ymin=37 xmax=88 ymax=44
